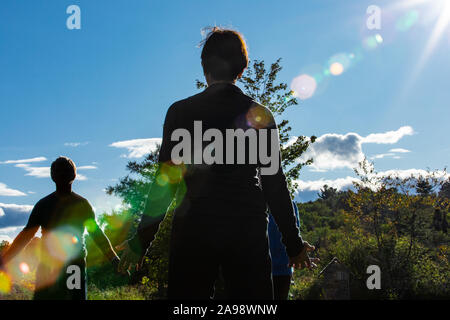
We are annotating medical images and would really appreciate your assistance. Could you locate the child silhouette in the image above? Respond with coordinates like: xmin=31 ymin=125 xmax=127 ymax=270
xmin=0 ymin=157 xmax=120 ymax=300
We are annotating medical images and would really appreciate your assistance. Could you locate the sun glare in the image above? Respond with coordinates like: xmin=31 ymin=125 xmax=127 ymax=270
xmin=388 ymin=0 xmax=450 ymax=103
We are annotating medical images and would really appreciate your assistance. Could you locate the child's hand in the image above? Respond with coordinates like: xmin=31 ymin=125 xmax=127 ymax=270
xmin=116 ymin=240 xmax=142 ymax=274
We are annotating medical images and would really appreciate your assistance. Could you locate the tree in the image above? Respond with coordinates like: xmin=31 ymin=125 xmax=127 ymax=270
xmin=439 ymin=179 xmax=450 ymax=199
xmin=345 ymin=159 xmax=449 ymax=298
xmin=107 ymin=59 xmax=316 ymax=297
xmin=416 ymin=178 xmax=434 ymax=196
xmin=318 ymin=185 xmax=338 ymax=201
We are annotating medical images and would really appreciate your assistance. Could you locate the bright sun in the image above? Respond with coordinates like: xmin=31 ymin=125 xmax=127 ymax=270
xmin=387 ymin=0 xmax=450 ymax=89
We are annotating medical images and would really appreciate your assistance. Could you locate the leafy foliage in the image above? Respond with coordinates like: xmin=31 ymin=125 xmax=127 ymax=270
xmin=291 ymin=160 xmax=450 ymax=300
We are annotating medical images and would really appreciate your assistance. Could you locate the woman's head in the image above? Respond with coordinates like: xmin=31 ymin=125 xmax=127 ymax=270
xmin=201 ymin=27 xmax=248 ymax=83
xmin=51 ymin=156 xmax=76 ymax=186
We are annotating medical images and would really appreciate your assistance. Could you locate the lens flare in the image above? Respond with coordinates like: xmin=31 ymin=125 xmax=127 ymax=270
xmin=246 ymin=104 xmax=272 ymax=129
xmin=290 ymin=74 xmax=317 ymax=100
xmin=156 ymin=173 xmax=169 ymax=186
xmin=364 ymin=35 xmax=379 ymax=49
xmin=0 ymin=271 xmax=11 ymax=294
xmin=19 ymin=262 xmax=30 ymax=274
xmin=375 ymin=34 xmax=383 ymax=43
xmin=396 ymin=10 xmax=420 ymax=32
xmin=329 ymin=62 xmax=344 ymax=76
xmin=328 ymin=53 xmax=352 ymax=76
xmin=42 ymin=227 xmax=82 ymax=264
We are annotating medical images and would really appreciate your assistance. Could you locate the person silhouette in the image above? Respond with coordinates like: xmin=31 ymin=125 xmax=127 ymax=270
xmin=268 ymin=201 xmax=301 ymax=300
xmin=117 ymin=27 xmax=317 ymax=299
xmin=0 ymin=156 xmax=120 ymax=300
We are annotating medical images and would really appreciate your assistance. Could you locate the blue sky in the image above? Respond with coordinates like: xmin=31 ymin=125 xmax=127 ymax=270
xmin=1 ymin=0 xmax=450 ymax=241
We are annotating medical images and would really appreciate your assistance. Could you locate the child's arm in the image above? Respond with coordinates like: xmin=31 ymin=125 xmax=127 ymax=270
xmin=0 ymin=226 xmax=39 ymax=266
xmin=1 ymin=201 xmax=42 ymax=267
xmin=83 ymin=202 xmax=120 ymax=263
xmin=88 ymin=222 xmax=119 ymax=262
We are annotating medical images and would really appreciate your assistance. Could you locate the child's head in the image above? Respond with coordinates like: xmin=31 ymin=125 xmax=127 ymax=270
xmin=201 ymin=27 xmax=248 ymax=82
xmin=51 ymin=156 xmax=76 ymax=186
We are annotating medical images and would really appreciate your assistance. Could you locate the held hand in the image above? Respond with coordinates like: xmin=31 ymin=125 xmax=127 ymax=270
xmin=115 ymin=240 xmax=143 ymax=274
xmin=288 ymin=241 xmax=320 ymax=270
xmin=111 ymin=256 xmax=130 ymax=277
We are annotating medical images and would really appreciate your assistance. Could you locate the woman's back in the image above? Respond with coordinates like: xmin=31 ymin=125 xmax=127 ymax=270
xmin=164 ymin=82 xmax=269 ymax=218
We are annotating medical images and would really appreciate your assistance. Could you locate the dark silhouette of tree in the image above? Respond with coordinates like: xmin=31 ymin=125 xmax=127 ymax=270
xmin=439 ymin=179 xmax=450 ymax=199
xmin=318 ymin=185 xmax=338 ymax=201
xmin=416 ymin=178 xmax=434 ymax=196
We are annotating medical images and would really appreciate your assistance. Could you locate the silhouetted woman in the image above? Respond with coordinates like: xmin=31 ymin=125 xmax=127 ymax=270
xmin=118 ymin=28 xmax=317 ymax=299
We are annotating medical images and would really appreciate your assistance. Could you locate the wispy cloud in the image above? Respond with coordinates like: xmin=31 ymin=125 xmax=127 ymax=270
xmin=15 ymin=164 xmax=50 ymax=178
xmin=64 ymin=142 xmax=89 ymax=147
xmin=294 ymin=169 xmax=449 ymax=196
xmin=0 ymin=157 xmax=47 ymax=164
xmin=0 ymin=225 xmax=26 ymax=242
xmin=110 ymin=138 xmax=162 ymax=158
xmin=389 ymin=148 xmax=411 ymax=153
xmin=77 ymin=165 xmax=97 ymax=170
xmin=0 ymin=203 xmax=33 ymax=213
xmin=295 ymin=176 xmax=358 ymax=192
xmin=14 ymin=163 xmax=94 ymax=181
xmin=375 ymin=169 xmax=449 ymax=181
xmin=370 ymin=153 xmax=396 ymax=160
xmin=0 ymin=183 xmax=27 ymax=197
xmin=361 ymin=126 xmax=414 ymax=144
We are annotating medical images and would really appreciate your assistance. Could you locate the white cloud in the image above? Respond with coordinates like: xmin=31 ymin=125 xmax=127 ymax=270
xmin=0 ymin=226 xmax=24 ymax=233
xmin=361 ymin=126 xmax=414 ymax=144
xmin=15 ymin=164 xmax=50 ymax=178
xmin=15 ymin=164 xmax=88 ymax=181
xmin=64 ymin=142 xmax=89 ymax=147
xmin=389 ymin=148 xmax=411 ymax=153
xmin=110 ymin=138 xmax=162 ymax=158
xmin=295 ymin=176 xmax=358 ymax=192
xmin=77 ymin=165 xmax=97 ymax=170
xmin=370 ymin=153 xmax=396 ymax=160
xmin=375 ymin=169 xmax=450 ymax=181
xmin=0 ymin=203 xmax=34 ymax=212
xmin=0 ymin=203 xmax=33 ymax=229
xmin=300 ymin=132 xmax=364 ymax=172
xmin=0 ymin=235 xmax=12 ymax=242
xmin=0 ymin=225 xmax=26 ymax=243
xmin=0 ymin=182 xmax=27 ymax=197
xmin=300 ymin=126 xmax=415 ymax=172
xmin=0 ymin=157 xmax=47 ymax=164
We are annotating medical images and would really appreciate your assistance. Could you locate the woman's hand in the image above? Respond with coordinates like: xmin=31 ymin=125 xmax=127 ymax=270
xmin=115 ymin=240 xmax=143 ymax=274
xmin=288 ymin=241 xmax=320 ymax=269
